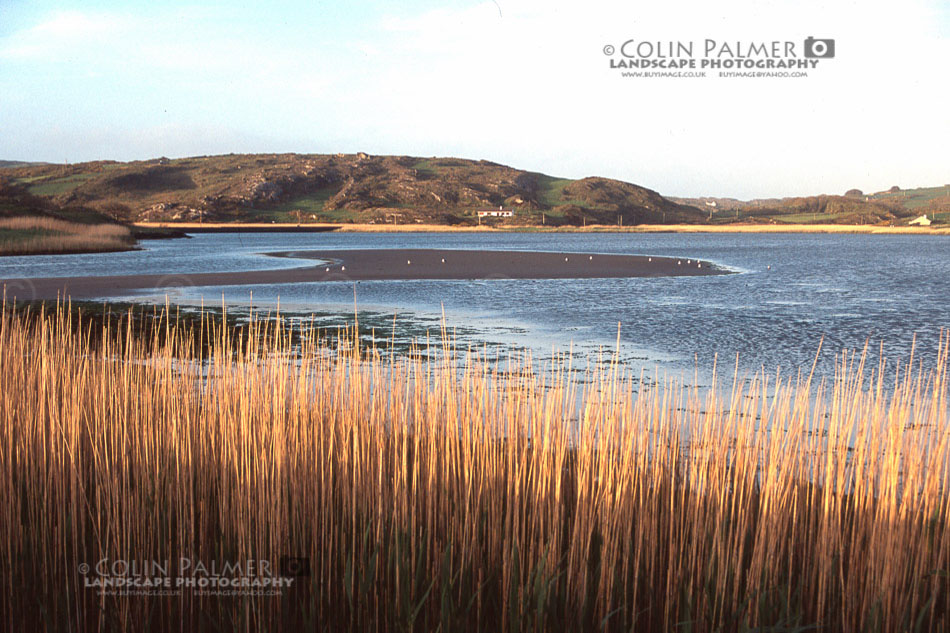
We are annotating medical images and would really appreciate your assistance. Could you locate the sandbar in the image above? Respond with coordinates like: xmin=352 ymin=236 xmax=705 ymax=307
xmin=1 ymin=248 xmax=729 ymax=301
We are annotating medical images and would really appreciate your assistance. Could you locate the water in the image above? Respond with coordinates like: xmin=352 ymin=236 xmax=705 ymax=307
xmin=3 ymin=231 xmax=948 ymax=381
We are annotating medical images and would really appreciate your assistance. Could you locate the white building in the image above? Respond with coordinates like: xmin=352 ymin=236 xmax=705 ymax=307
xmin=477 ymin=208 xmax=513 ymax=218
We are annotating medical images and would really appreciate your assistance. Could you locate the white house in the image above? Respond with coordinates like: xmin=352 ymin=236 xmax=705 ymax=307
xmin=477 ymin=207 xmax=513 ymax=218
xmin=909 ymin=214 xmax=932 ymax=226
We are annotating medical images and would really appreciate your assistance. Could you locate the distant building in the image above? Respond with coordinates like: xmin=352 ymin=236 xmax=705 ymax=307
xmin=477 ymin=207 xmax=513 ymax=218
xmin=704 ymin=200 xmax=717 ymax=207
xmin=909 ymin=214 xmax=932 ymax=226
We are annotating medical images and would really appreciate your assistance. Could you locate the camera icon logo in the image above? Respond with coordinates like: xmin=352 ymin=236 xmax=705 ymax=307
xmin=279 ymin=556 xmax=311 ymax=577
xmin=804 ymin=37 xmax=835 ymax=58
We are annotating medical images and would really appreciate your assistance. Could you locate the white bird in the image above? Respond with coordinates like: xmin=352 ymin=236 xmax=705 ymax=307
xmin=407 ymin=260 xmax=411 ymax=265
xmin=589 ymin=255 xmax=593 ymax=260
xmin=648 ymin=257 xmax=652 ymax=262
xmin=565 ymin=257 xmax=569 ymax=261
xmin=441 ymin=258 xmax=445 ymax=263
xmin=697 ymin=263 xmax=701 ymax=268
xmin=687 ymin=259 xmax=691 ymax=264
xmin=341 ymin=266 xmax=345 ymax=271
xmin=677 ymin=260 xmax=681 ymax=265
xmin=767 ymin=265 xmax=771 ymax=270
xmin=325 ymin=267 xmax=329 ymax=272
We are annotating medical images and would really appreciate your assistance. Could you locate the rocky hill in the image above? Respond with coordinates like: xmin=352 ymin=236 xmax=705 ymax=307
xmin=671 ymin=192 xmax=925 ymax=225
xmin=1 ymin=154 xmax=703 ymax=226
xmin=0 ymin=177 xmax=116 ymax=224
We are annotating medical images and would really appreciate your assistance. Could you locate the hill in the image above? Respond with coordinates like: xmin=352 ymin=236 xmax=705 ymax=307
xmin=4 ymin=155 xmax=945 ymax=227
xmin=865 ymin=185 xmax=950 ymax=223
xmin=0 ymin=179 xmax=141 ymax=256
xmin=0 ymin=176 xmax=191 ymax=255
xmin=671 ymin=189 xmax=944 ymax=226
xmin=1 ymin=154 xmax=703 ymax=226
xmin=0 ymin=160 xmax=48 ymax=169
xmin=0 ymin=177 xmax=120 ymax=224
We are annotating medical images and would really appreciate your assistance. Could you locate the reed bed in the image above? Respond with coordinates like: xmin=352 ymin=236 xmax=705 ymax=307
xmin=0 ymin=300 xmax=948 ymax=632
xmin=0 ymin=216 xmax=134 ymax=255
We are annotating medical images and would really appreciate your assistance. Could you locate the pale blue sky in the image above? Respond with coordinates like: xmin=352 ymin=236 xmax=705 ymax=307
xmin=1 ymin=0 xmax=947 ymax=198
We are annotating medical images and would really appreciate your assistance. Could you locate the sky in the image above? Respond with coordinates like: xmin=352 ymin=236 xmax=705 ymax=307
xmin=0 ymin=0 xmax=947 ymax=199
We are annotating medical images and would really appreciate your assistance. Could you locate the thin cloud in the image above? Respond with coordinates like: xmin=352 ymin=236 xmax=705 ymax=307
xmin=0 ymin=10 xmax=129 ymax=60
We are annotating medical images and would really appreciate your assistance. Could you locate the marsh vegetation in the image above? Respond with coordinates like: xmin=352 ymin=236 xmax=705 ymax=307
xmin=1 ymin=301 xmax=948 ymax=631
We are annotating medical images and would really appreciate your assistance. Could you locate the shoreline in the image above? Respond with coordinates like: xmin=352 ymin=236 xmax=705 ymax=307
xmin=132 ymin=221 xmax=950 ymax=235
xmin=1 ymin=248 xmax=728 ymax=301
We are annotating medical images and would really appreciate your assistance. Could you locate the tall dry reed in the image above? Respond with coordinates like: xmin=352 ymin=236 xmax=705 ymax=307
xmin=0 ymin=216 xmax=134 ymax=255
xmin=0 ymin=300 xmax=947 ymax=632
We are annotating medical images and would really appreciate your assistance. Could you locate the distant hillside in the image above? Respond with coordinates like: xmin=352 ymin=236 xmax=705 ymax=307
xmin=3 ymin=154 xmax=703 ymax=226
xmin=0 ymin=179 xmax=143 ymax=256
xmin=866 ymin=185 xmax=950 ymax=221
xmin=6 ymin=155 xmax=945 ymax=227
xmin=672 ymin=187 xmax=947 ymax=226
xmin=0 ymin=177 xmax=118 ymax=224
xmin=0 ymin=160 xmax=46 ymax=169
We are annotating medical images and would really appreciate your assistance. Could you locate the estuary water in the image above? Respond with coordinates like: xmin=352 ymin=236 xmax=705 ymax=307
xmin=2 ymin=231 xmax=948 ymax=382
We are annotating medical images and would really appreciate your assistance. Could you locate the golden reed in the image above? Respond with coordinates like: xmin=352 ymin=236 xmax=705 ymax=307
xmin=0 ymin=217 xmax=133 ymax=255
xmin=0 ymin=299 xmax=947 ymax=632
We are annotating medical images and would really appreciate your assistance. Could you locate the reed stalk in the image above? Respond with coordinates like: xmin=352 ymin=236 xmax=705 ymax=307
xmin=0 ymin=300 xmax=947 ymax=632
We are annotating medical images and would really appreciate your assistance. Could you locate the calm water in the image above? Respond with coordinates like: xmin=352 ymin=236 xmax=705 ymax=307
xmin=3 ymin=232 xmax=948 ymax=381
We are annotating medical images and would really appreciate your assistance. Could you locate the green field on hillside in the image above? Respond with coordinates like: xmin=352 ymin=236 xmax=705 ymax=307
xmin=871 ymin=185 xmax=950 ymax=209
xmin=534 ymin=175 xmax=574 ymax=207
xmin=22 ymin=172 xmax=99 ymax=196
xmin=771 ymin=212 xmax=840 ymax=224
xmin=266 ymin=185 xmax=346 ymax=221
